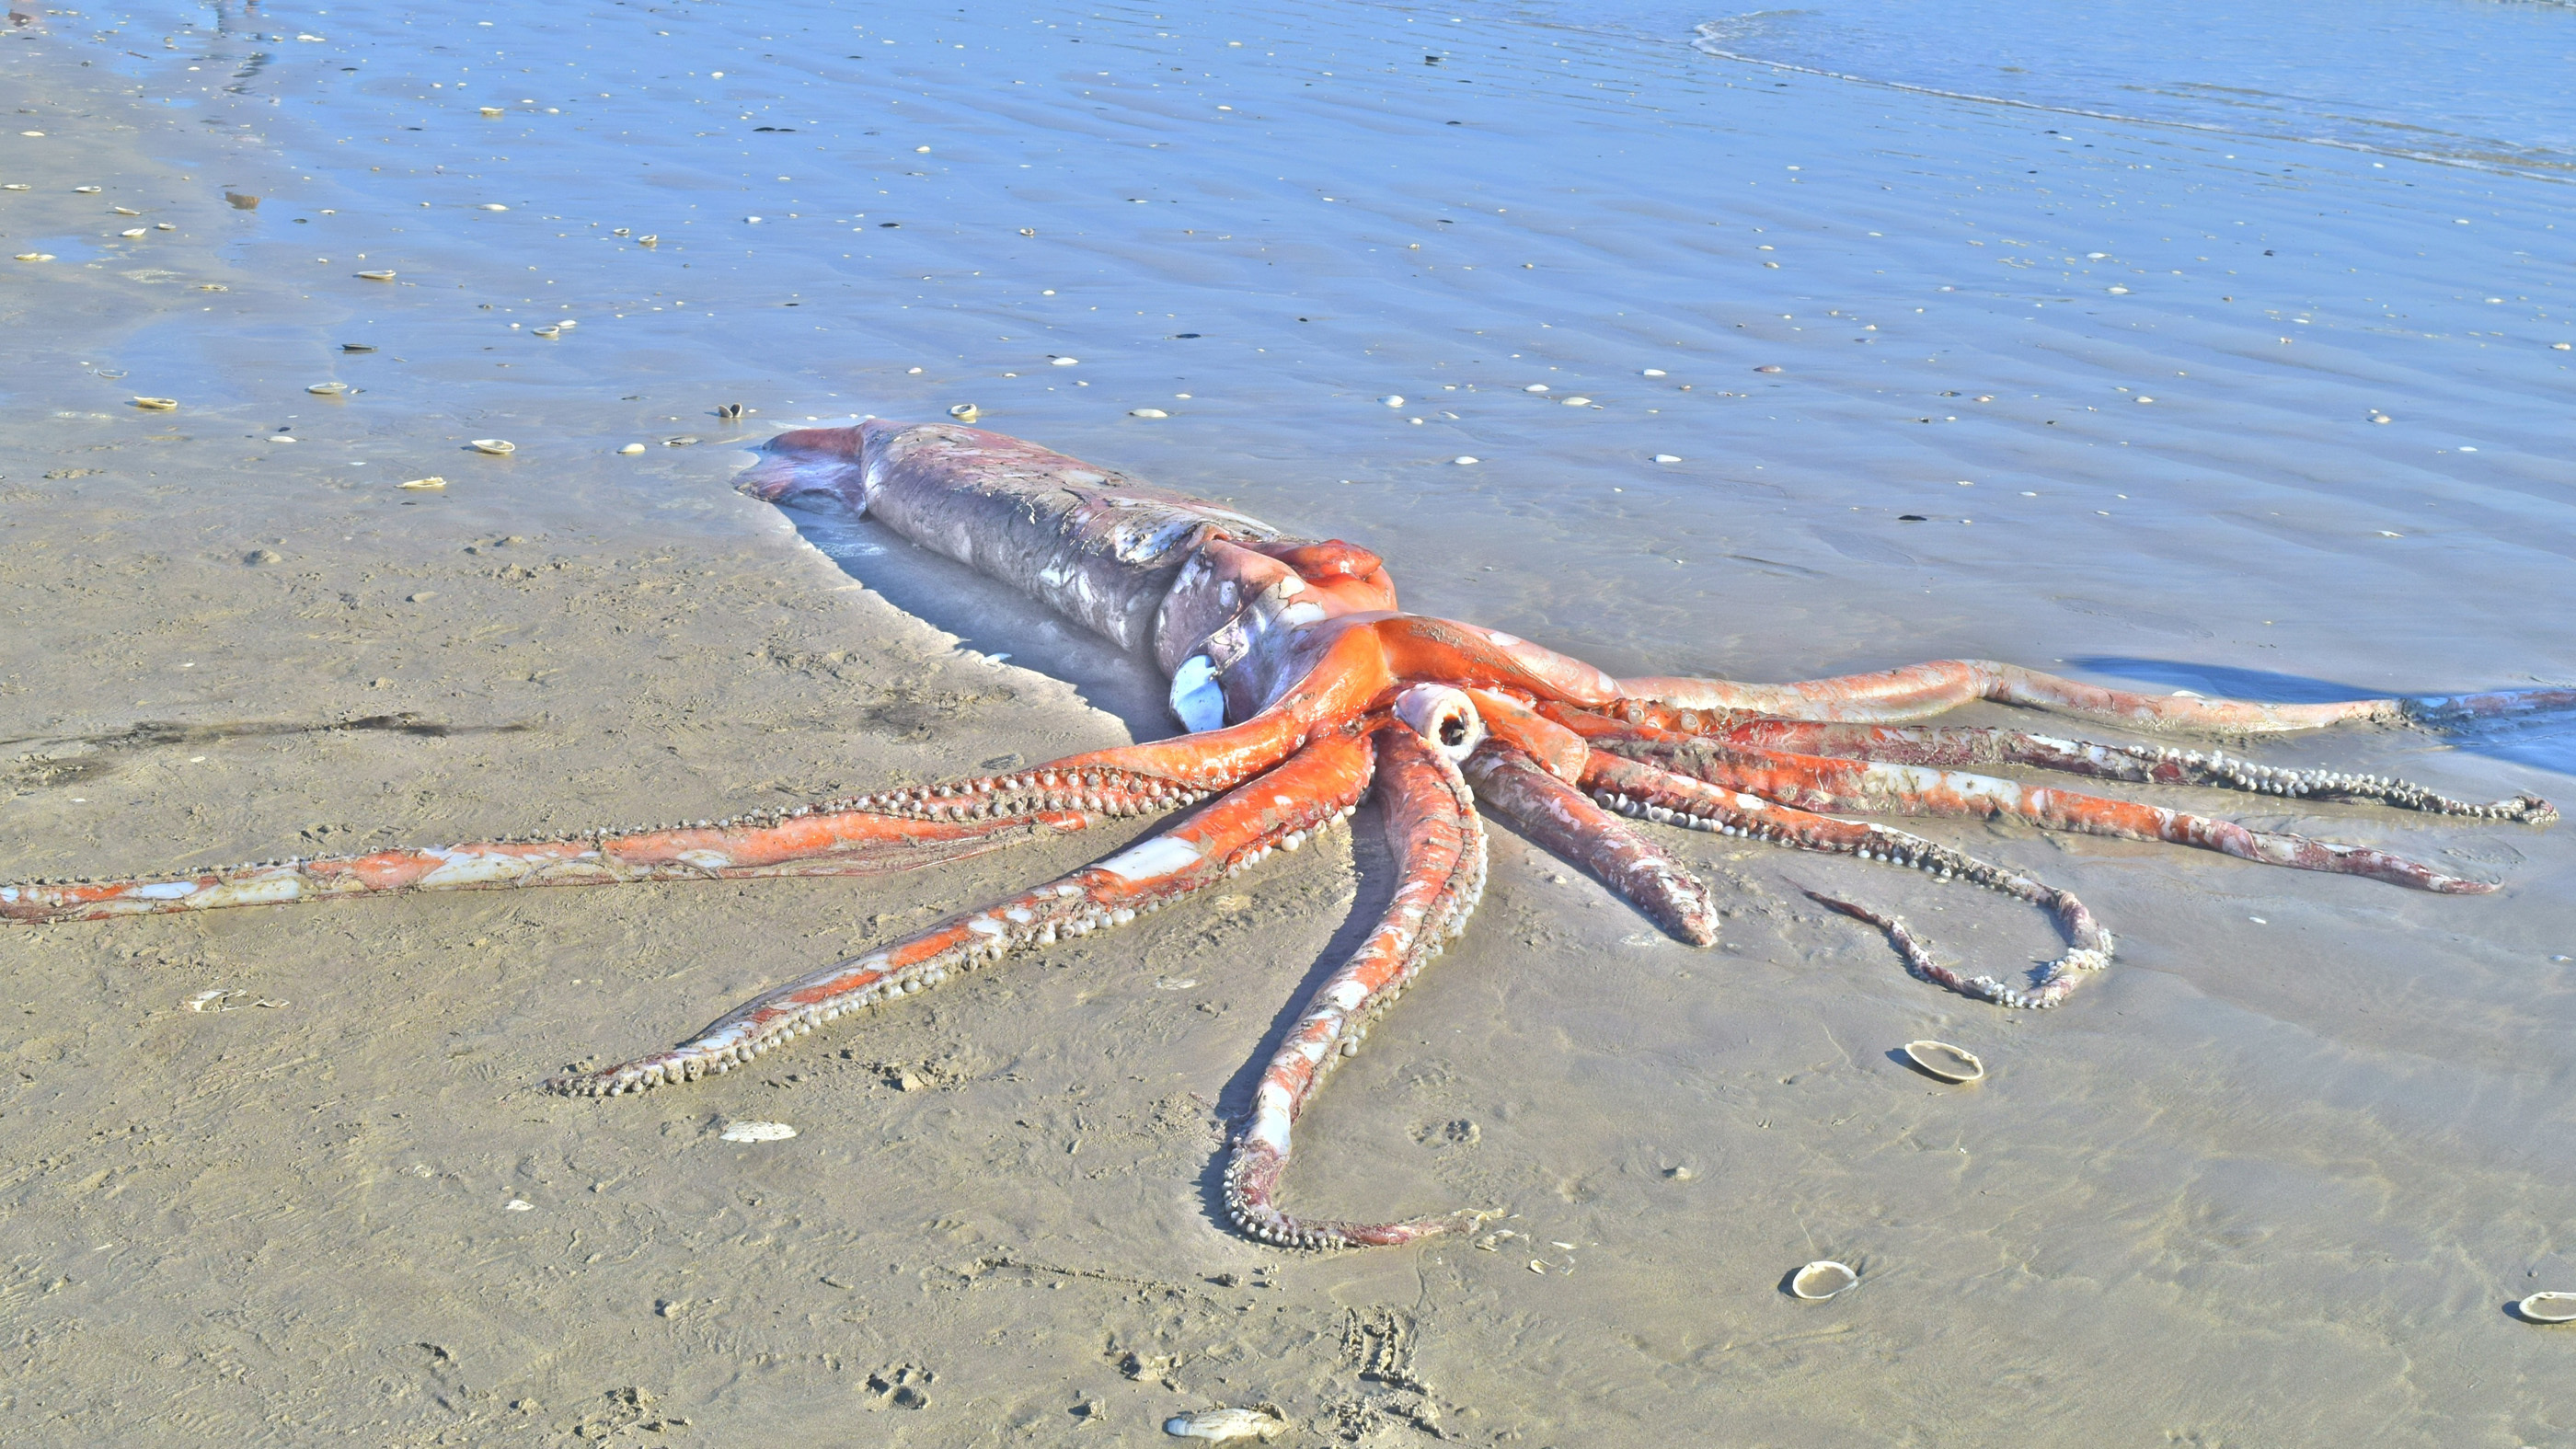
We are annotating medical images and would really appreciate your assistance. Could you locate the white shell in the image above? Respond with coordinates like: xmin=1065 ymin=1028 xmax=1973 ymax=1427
xmin=132 ymin=397 xmax=178 ymax=411
xmin=354 ymin=269 xmax=397 ymax=281
xmin=618 ymin=443 xmax=646 ymax=454
xmin=1379 ymin=395 xmax=1404 ymax=408
xmin=307 ymin=381 xmax=351 ymax=396
xmin=1653 ymin=454 xmax=1682 ymax=464
xmin=1561 ymin=395 xmax=1593 ymax=407
xmin=1129 ymin=408 xmax=1168 ymax=420
xmin=469 ymin=439 xmax=515 ymax=455
xmin=2520 ymin=1292 xmax=2576 ymax=1323
xmin=397 ymin=477 xmax=447 ymax=490
xmin=719 ymin=1120 xmax=797 ymax=1143
xmin=1790 ymin=1260 xmax=1857 ymax=1300
xmin=1904 ymin=1040 xmax=1985 ymax=1084
xmin=1164 ymin=1407 xmax=1284 ymax=1441
xmin=947 ymin=402 xmax=980 ymax=421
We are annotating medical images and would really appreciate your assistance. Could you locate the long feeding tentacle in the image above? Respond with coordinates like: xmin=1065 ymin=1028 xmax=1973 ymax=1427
xmin=1578 ymin=747 xmax=2111 ymax=1007
xmin=1225 ymin=724 xmax=1489 ymax=1249
xmin=1604 ymin=733 xmax=2498 ymax=894
xmin=0 ymin=768 xmax=1207 ymax=926
xmin=556 ymin=730 xmax=1378 ymax=1097
xmin=1616 ymin=659 xmax=2575 ymax=734
xmin=1708 ymin=720 xmax=2555 ymax=823
xmin=1460 ymin=740 xmax=1721 ymax=947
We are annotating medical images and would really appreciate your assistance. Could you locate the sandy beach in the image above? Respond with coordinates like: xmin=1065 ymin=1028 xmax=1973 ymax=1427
xmin=3 ymin=1 xmax=2571 ymax=1443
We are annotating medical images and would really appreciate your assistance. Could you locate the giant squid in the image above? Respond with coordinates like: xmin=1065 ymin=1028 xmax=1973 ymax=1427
xmin=3 ymin=420 xmax=2564 ymax=1249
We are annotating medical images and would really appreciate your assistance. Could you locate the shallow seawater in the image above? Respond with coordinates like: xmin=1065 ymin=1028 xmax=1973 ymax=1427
xmin=3 ymin=0 xmax=2573 ymax=1443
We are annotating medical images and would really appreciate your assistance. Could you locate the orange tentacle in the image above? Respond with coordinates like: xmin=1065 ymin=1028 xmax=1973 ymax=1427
xmin=1225 ymin=724 xmax=1488 ymax=1249
xmin=1462 ymin=740 xmax=1720 ymax=947
xmin=1606 ymin=734 xmax=2499 ymax=894
xmin=558 ymin=731 xmax=1378 ymax=1097
xmin=1617 ymin=660 xmax=2572 ymax=734
xmin=1577 ymin=748 xmax=2112 ymax=1007
xmin=0 ymin=771 xmax=1208 ymax=926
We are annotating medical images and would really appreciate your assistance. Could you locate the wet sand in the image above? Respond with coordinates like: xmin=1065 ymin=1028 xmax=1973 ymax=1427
xmin=3 ymin=2 xmax=2572 ymax=1444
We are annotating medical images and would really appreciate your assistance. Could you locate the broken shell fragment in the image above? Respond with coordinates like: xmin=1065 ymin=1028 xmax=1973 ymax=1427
xmin=1790 ymin=1260 xmax=1858 ymax=1300
xmin=1163 ymin=1407 xmax=1285 ymax=1442
xmin=1903 ymin=1040 xmax=1985 ymax=1084
xmin=307 ymin=381 xmax=351 ymax=396
xmin=397 ymin=477 xmax=447 ymax=490
xmin=132 ymin=397 xmax=178 ymax=411
xmin=719 ymin=1120 xmax=797 ymax=1144
xmin=354 ymin=269 xmax=396 ymax=281
xmin=2520 ymin=1292 xmax=2576 ymax=1323
xmin=468 ymin=439 xmax=516 ymax=455
xmin=946 ymin=402 xmax=980 ymax=422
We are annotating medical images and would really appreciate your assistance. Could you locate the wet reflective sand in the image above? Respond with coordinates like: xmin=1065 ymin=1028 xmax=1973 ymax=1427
xmin=2 ymin=2 xmax=2570 ymax=1443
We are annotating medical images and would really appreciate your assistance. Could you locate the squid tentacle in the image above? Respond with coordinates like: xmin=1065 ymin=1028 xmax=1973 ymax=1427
xmin=1579 ymin=748 xmax=2111 ymax=1008
xmin=1460 ymin=740 xmax=1721 ymax=947
xmin=0 ymin=767 xmax=1211 ymax=926
xmin=1616 ymin=659 xmax=2574 ymax=735
xmin=1598 ymin=733 xmax=2498 ymax=895
xmin=1703 ymin=720 xmax=2555 ymax=823
xmin=555 ymin=731 xmax=1377 ymax=1098
xmin=1225 ymin=725 xmax=1489 ymax=1250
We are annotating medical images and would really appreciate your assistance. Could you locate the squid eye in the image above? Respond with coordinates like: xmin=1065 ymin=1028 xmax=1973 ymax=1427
xmin=1391 ymin=684 xmax=1483 ymax=764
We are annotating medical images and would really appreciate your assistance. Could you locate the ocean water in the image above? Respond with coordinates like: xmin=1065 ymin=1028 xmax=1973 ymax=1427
xmin=6 ymin=0 xmax=2574 ymax=1442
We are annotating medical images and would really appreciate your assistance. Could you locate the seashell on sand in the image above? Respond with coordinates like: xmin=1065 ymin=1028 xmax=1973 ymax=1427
xmin=618 ymin=443 xmax=646 ymax=454
xmin=1453 ymin=455 xmax=1479 ymax=465
xmin=532 ymin=326 xmax=560 ymax=339
xmin=1164 ymin=1407 xmax=1285 ymax=1441
xmin=1380 ymin=395 xmax=1404 ymax=408
xmin=14 ymin=252 xmax=55 ymax=262
xmin=1790 ymin=1260 xmax=1858 ymax=1300
xmin=119 ymin=227 xmax=146 ymax=238
xmin=479 ymin=107 xmax=504 ymax=117
xmin=1129 ymin=408 xmax=1168 ymax=420
xmin=468 ymin=439 xmax=515 ymax=455
xmin=1653 ymin=454 xmax=1682 ymax=464
xmin=947 ymin=403 xmax=980 ymax=422
xmin=132 ymin=397 xmax=178 ymax=411
xmin=1561 ymin=396 xmax=1593 ymax=407
xmin=307 ymin=381 xmax=351 ymax=396
xmin=398 ymin=477 xmax=447 ymax=490
xmin=1903 ymin=1040 xmax=1985 ymax=1084
xmin=1755 ymin=364 xmax=1784 ymax=374
xmin=719 ymin=1120 xmax=797 ymax=1144
xmin=478 ymin=202 xmax=510 ymax=212
xmin=2519 ymin=1292 xmax=2576 ymax=1323
xmin=354 ymin=269 xmax=396 ymax=281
